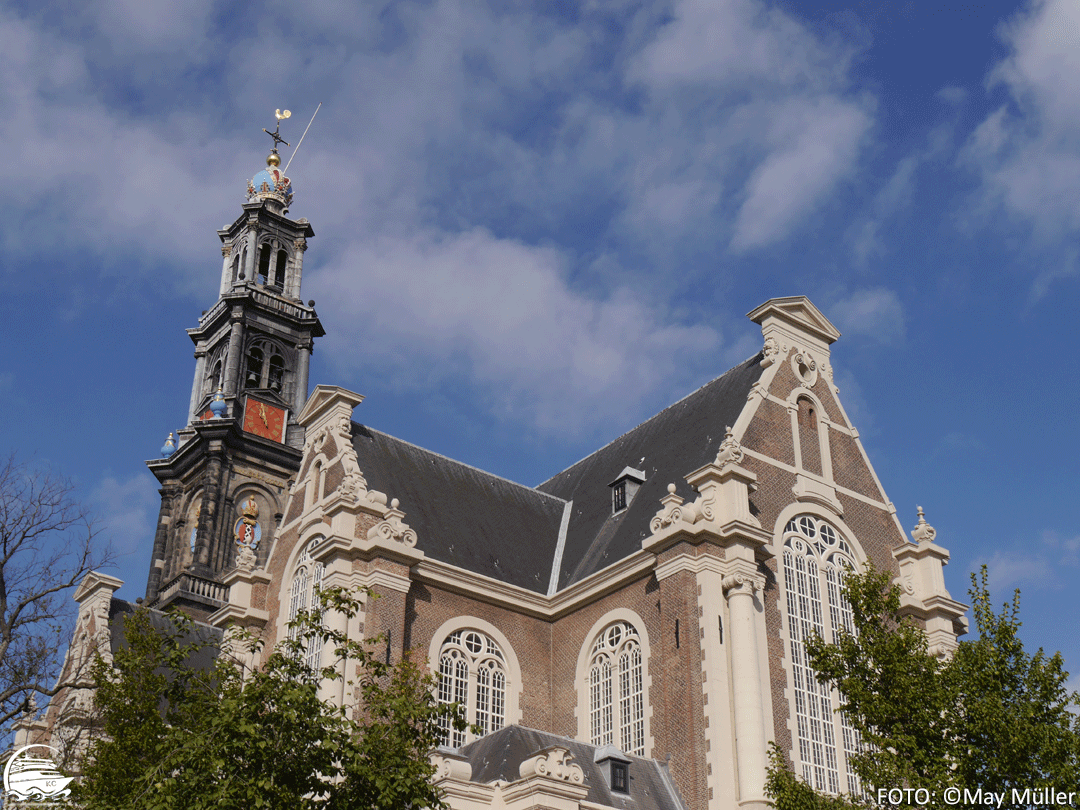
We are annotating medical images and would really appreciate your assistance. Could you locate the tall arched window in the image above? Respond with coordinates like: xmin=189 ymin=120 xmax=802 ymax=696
xmin=436 ymin=629 xmax=507 ymax=747
xmin=288 ymin=539 xmax=324 ymax=671
xmin=245 ymin=339 xmax=286 ymax=391
xmin=588 ymin=621 xmax=645 ymax=755
xmin=782 ymin=515 xmax=860 ymax=795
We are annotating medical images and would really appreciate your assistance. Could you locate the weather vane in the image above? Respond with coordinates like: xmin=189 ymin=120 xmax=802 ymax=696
xmin=263 ymin=109 xmax=292 ymax=153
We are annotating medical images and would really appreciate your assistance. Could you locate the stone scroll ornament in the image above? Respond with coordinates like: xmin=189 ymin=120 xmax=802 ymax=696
xmin=367 ymin=497 xmax=418 ymax=547
xmin=518 ymin=748 xmax=585 ymax=783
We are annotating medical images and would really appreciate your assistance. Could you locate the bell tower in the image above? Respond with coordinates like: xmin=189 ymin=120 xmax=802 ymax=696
xmin=144 ymin=114 xmax=325 ymax=619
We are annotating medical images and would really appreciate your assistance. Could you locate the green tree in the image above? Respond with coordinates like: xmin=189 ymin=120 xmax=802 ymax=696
xmin=76 ymin=586 xmax=467 ymax=810
xmin=766 ymin=566 xmax=1080 ymax=809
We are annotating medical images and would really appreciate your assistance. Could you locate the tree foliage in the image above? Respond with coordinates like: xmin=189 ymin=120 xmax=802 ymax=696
xmin=767 ymin=565 xmax=1080 ymax=809
xmin=0 ymin=454 xmax=112 ymax=734
xmin=76 ymin=586 xmax=467 ymax=810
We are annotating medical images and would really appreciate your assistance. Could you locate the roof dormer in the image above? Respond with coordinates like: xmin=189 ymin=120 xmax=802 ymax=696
xmin=609 ymin=466 xmax=646 ymax=514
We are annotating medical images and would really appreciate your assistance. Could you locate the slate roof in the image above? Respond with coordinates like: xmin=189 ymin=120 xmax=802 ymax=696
xmin=459 ymin=725 xmax=688 ymax=810
xmin=351 ymin=426 xmax=567 ymax=594
xmin=348 ymin=354 xmax=763 ymax=595
xmin=538 ymin=354 xmax=765 ymax=589
xmin=108 ymin=598 xmax=222 ymax=671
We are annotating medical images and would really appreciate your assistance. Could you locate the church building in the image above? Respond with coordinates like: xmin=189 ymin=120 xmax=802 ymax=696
xmin=26 ymin=129 xmax=969 ymax=810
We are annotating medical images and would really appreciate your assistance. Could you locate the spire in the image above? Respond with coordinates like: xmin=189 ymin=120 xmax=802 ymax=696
xmin=247 ymin=109 xmax=294 ymax=212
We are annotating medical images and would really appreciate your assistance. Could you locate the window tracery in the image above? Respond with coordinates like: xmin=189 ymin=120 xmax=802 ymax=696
xmin=287 ymin=538 xmax=324 ymax=672
xmin=587 ymin=621 xmax=645 ymax=756
xmin=782 ymin=514 xmax=861 ymax=795
xmin=244 ymin=339 xmax=286 ymax=392
xmin=436 ymin=629 xmax=507 ymax=747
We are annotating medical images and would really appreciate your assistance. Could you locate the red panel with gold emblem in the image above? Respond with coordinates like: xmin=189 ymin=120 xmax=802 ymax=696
xmin=242 ymin=396 xmax=288 ymax=443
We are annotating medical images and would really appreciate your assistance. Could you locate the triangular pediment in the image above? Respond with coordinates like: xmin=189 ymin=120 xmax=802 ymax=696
xmin=746 ymin=296 xmax=841 ymax=345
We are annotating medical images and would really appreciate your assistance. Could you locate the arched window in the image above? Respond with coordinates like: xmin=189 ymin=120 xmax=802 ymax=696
xmin=244 ymin=339 xmax=286 ymax=391
xmin=588 ymin=621 xmax=645 ymax=755
xmin=257 ymin=243 xmax=272 ymax=284
xmin=273 ymin=249 xmax=288 ymax=289
xmin=245 ymin=346 xmax=263 ymax=388
xmin=268 ymin=354 xmax=285 ymax=393
xmin=436 ymin=629 xmax=507 ymax=747
xmin=782 ymin=515 xmax=861 ymax=795
xmin=288 ymin=539 xmax=324 ymax=671
xmin=206 ymin=358 xmax=222 ymax=397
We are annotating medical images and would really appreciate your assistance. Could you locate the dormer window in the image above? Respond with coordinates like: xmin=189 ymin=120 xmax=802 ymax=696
xmin=611 ymin=760 xmax=629 ymax=793
xmin=608 ymin=467 xmax=646 ymax=515
xmin=612 ymin=481 xmax=626 ymax=512
xmin=594 ymin=744 xmax=632 ymax=795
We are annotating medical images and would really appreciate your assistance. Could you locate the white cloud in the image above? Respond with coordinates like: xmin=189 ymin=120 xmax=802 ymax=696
xmin=314 ymin=228 xmax=720 ymax=435
xmin=0 ymin=0 xmax=878 ymax=437
xmin=90 ymin=473 xmax=159 ymax=556
xmin=964 ymin=0 xmax=1080 ymax=241
xmin=982 ymin=530 xmax=1080 ymax=591
xmin=828 ymin=288 xmax=906 ymax=345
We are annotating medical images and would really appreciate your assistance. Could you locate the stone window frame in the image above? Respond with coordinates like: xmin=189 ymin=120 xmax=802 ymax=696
xmin=574 ymin=609 xmax=653 ymax=757
xmin=427 ymin=617 xmax=523 ymax=748
xmin=774 ymin=505 xmax=866 ymax=797
xmin=284 ymin=536 xmax=325 ymax=672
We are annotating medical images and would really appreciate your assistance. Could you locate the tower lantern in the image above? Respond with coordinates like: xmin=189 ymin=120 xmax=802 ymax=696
xmin=143 ymin=112 xmax=324 ymax=618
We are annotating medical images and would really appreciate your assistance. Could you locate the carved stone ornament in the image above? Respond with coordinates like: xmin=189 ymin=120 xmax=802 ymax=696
xmin=761 ymin=336 xmax=783 ymax=367
xmin=714 ymin=426 xmax=744 ymax=468
xmin=430 ymin=753 xmax=472 ymax=782
xmin=910 ymin=505 xmax=937 ymax=544
xmin=791 ymin=347 xmax=818 ymax=387
xmin=235 ymin=543 xmax=257 ymax=572
xmin=518 ymin=747 xmax=585 ymax=784
xmin=722 ymin=571 xmax=765 ymax=596
xmin=293 ymin=238 xmax=307 ymax=251
xmin=650 ymin=484 xmax=689 ymax=533
xmin=221 ymin=244 xmax=232 ymax=257
xmin=367 ymin=498 xmax=418 ymax=547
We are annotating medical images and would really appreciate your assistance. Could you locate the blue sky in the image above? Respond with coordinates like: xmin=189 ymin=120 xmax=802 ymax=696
xmin=2 ymin=0 xmax=1078 ymax=690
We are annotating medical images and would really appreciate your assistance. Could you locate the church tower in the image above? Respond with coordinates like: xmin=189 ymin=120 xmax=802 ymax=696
xmin=144 ymin=115 xmax=324 ymax=619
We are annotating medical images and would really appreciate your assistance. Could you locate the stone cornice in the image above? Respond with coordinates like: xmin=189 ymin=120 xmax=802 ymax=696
xmin=413 ymin=550 xmax=656 ymax=619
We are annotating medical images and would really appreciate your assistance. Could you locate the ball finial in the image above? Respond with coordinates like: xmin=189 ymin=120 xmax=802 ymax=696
xmin=267 ymin=152 xmax=281 ymax=166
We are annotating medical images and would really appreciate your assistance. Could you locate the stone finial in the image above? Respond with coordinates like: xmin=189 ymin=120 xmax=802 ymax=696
xmin=911 ymin=505 xmax=937 ymax=544
xmin=367 ymin=498 xmax=418 ymax=547
xmin=519 ymin=747 xmax=585 ymax=784
xmin=714 ymin=426 xmax=745 ymax=468
xmin=650 ymin=483 xmax=689 ymax=533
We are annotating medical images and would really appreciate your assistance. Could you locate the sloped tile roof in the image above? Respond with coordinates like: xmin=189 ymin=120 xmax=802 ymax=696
xmin=351 ymin=426 xmax=567 ymax=594
xmin=459 ymin=725 xmax=688 ymax=810
xmin=538 ymin=354 xmax=764 ymax=589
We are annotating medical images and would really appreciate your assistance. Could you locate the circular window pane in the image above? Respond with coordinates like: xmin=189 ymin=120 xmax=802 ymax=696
xmin=465 ymin=632 xmax=483 ymax=653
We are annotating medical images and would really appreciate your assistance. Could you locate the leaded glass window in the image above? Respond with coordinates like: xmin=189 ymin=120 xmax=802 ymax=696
xmin=436 ymin=629 xmax=507 ymax=747
xmin=287 ymin=538 xmax=325 ymax=672
xmin=783 ymin=515 xmax=861 ymax=795
xmin=588 ymin=621 xmax=645 ymax=755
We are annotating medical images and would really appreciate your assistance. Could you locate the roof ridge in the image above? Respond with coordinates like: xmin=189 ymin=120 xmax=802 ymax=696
xmin=360 ymin=425 xmax=568 ymax=505
xmin=536 ymin=353 xmax=762 ymax=489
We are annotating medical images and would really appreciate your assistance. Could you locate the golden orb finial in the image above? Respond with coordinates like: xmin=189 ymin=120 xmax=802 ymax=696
xmin=267 ymin=152 xmax=281 ymax=167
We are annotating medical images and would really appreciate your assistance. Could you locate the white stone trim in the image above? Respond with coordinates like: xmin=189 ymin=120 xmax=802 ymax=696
xmin=427 ymin=616 xmax=524 ymax=732
xmin=573 ymin=608 xmax=653 ymax=756
xmin=413 ymin=549 xmax=656 ymax=620
xmin=740 ymin=448 xmax=891 ymax=512
xmin=547 ymin=500 xmax=573 ymax=597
